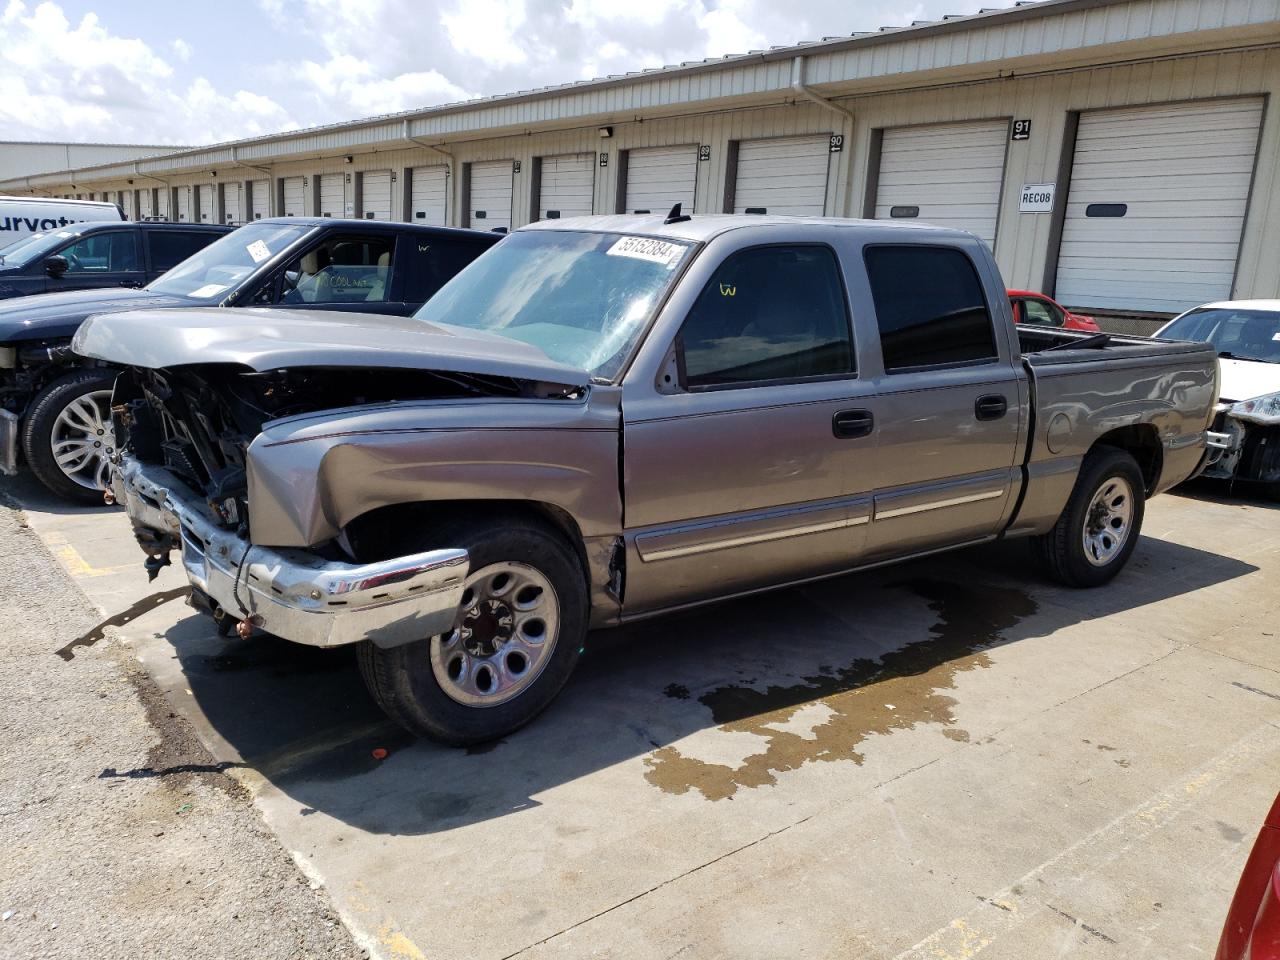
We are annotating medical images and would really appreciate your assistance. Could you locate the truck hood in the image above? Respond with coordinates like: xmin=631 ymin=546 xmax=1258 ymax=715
xmin=0 ymin=287 xmax=189 ymax=344
xmin=73 ymin=307 xmax=590 ymax=385
xmin=1219 ymin=358 xmax=1280 ymax=404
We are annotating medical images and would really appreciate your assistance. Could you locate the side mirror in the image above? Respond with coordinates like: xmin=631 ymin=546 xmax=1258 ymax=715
xmin=44 ymin=255 xmax=69 ymax=278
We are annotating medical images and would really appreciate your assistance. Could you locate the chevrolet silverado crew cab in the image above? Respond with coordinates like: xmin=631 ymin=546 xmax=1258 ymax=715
xmin=0 ymin=217 xmax=498 ymax=502
xmin=77 ymin=213 xmax=1219 ymax=745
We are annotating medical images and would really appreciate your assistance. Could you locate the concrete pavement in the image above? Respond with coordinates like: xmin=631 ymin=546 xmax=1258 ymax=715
xmin=6 ymin=470 xmax=1278 ymax=959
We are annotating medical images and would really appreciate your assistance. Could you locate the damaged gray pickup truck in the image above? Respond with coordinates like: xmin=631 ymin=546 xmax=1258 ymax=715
xmin=75 ymin=214 xmax=1219 ymax=745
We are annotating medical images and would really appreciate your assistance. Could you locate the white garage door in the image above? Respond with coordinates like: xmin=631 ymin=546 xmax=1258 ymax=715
xmin=410 ymin=165 xmax=448 ymax=225
xmin=469 ymin=161 xmax=513 ymax=231
xmin=625 ymin=145 xmax=697 ymax=214
xmin=875 ymin=120 xmax=1009 ymax=247
xmin=154 ymin=188 xmax=168 ymax=221
xmin=1056 ymin=98 xmax=1264 ymax=314
xmin=138 ymin=189 xmax=153 ymax=220
xmin=282 ymin=177 xmax=305 ymax=217
xmin=222 ymin=182 xmax=242 ymax=224
xmin=197 ymin=184 xmax=216 ymax=223
xmin=318 ymin=173 xmax=344 ymax=218
xmin=734 ymin=135 xmax=830 ymax=217
xmin=250 ymin=179 xmax=269 ymax=220
xmin=176 ymin=186 xmax=192 ymax=222
xmin=361 ymin=170 xmax=392 ymax=220
xmin=538 ymin=153 xmax=594 ymax=220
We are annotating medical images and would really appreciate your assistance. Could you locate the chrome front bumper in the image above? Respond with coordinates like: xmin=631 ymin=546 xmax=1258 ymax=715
xmin=113 ymin=457 xmax=469 ymax=648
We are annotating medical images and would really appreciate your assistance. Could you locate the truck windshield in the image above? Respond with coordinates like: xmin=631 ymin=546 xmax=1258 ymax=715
xmin=0 ymin=229 xmax=84 ymax=268
xmin=1161 ymin=308 xmax=1280 ymax=364
xmin=147 ymin=222 xmax=314 ymax=300
xmin=414 ymin=230 xmax=694 ymax=379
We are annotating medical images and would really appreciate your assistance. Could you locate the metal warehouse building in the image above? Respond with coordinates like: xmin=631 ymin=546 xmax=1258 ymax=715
xmin=5 ymin=0 xmax=1279 ymax=325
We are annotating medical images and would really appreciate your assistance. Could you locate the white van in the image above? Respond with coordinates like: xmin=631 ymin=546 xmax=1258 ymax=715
xmin=0 ymin=195 xmax=125 ymax=247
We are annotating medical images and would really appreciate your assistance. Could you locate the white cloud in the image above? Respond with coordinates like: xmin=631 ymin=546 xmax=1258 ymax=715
xmin=0 ymin=0 xmax=291 ymax=143
xmin=0 ymin=0 xmax=1022 ymax=147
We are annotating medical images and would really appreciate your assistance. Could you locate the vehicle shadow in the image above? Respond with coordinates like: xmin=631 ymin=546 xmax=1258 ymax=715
xmin=1173 ymin=476 xmax=1280 ymax=510
xmin=153 ymin=530 xmax=1258 ymax=835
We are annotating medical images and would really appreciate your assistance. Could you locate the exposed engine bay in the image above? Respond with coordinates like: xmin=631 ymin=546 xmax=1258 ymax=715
xmin=111 ymin=364 xmax=582 ymax=534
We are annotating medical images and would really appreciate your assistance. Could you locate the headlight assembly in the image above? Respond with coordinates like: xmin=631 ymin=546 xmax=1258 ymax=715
xmin=1230 ymin=391 xmax=1280 ymax=425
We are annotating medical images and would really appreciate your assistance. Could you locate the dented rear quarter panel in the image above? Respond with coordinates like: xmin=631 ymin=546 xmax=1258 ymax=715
xmin=1009 ymin=344 xmax=1218 ymax=536
xmin=245 ymin=388 xmax=623 ymax=553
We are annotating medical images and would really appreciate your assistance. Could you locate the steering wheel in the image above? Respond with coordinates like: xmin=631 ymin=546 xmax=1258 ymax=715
xmin=64 ymin=253 xmax=81 ymax=270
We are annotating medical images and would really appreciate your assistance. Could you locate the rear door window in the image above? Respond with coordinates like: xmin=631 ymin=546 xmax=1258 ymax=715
xmin=678 ymin=245 xmax=854 ymax=388
xmin=1020 ymin=297 xmax=1064 ymax=328
xmin=146 ymin=231 xmax=216 ymax=273
xmin=398 ymin=235 xmax=493 ymax=304
xmin=279 ymin=235 xmax=395 ymax=305
xmin=864 ymin=245 xmax=997 ymax=372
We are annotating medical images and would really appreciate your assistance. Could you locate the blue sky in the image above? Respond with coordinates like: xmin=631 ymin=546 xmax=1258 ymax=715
xmin=0 ymin=0 xmax=1020 ymax=146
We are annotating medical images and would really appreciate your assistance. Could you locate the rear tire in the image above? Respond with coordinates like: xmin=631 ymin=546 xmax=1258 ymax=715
xmin=22 ymin=369 xmax=118 ymax=505
xmin=1036 ymin=447 xmax=1146 ymax=588
xmin=357 ymin=517 xmax=587 ymax=745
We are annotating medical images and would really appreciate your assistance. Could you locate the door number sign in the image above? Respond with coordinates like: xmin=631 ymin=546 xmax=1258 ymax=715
xmin=829 ymin=134 xmax=844 ymax=153
xmin=1019 ymin=182 xmax=1055 ymax=213
xmin=1012 ymin=119 xmax=1031 ymax=141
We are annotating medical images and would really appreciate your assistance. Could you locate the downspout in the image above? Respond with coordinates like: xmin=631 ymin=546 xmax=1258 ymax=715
xmin=791 ymin=55 xmax=855 ymax=216
xmin=403 ymin=119 xmax=455 ymax=224
xmin=229 ymin=145 xmax=273 ymax=178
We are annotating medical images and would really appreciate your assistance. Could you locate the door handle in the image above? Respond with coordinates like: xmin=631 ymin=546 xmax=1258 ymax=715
xmin=832 ymin=409 xmax=874 ymax=439
xmin=975 ymin=394 xmax=1008 ymax=421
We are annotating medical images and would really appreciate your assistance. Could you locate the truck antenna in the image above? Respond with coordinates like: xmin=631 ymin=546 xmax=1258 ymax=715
xmin=664 ymin=202 xmax=691 ymax=225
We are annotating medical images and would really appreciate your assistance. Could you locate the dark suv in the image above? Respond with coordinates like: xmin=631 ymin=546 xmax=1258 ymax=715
xmin=0 ymin=218 xmax=501 ymax=502
xmin=0 ymin=221 xmax=231 ymax=299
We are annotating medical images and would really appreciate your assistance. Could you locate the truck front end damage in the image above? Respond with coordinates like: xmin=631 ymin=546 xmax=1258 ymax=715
xmin=112 ymin=455 xmax=468 ymax=646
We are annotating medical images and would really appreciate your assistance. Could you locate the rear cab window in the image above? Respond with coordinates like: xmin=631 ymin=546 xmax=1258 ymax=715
xmin=146 ymin=231 xmax=218 ymax=273
xmin=863 ymin=245 xmax=997 ymax=372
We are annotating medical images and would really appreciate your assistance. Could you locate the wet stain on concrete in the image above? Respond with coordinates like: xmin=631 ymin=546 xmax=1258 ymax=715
xmin=1216 ymin=821 xmax=1245 ymax=843
xmin=644 ymin=579 xmax=1036 ymax=800
xmin=55 ymin=587 xmax=189 ymax=661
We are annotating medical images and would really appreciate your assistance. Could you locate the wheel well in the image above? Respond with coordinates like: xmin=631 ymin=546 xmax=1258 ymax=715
xmin=1092 ymin=425 xmax=1162 ymax=494
xmin=342 ymin=499 xmax=590 ymax=580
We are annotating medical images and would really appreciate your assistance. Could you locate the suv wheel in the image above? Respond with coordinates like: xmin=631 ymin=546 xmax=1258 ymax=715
xmin=357 ymin=517 xmax=587 ymax=745
xmin=22 ymin=370 xmax=118 ymax=504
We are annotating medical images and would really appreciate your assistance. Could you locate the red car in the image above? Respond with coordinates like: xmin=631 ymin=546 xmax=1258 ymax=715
xmin=1008 ymin=289 xmax=1101 ymax=332
xmin=1217 ymin=792 xmax=1280 ymax=959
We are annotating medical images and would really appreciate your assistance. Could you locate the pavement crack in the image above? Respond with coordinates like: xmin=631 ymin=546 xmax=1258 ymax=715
xmin=1231 ymin=681 xmax=1280 ymax=702
xmin=499 ymin=814 xmax=817 ymax=959
xmin=1045 ymin=903 xmax=1118 ymax=945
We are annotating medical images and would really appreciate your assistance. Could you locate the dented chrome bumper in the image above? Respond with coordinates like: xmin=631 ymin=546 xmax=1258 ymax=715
xmin=113 ymin=456 xmax=469 ymax=648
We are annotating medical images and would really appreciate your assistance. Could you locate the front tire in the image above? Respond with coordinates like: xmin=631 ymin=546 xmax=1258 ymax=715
xmin=1037 ymin=447 xmax=1146 ymax=587
xmin=357 ymin=517 xmax=587 ymax=745
xmin=22 ymin=369 xmax=118 ymax=504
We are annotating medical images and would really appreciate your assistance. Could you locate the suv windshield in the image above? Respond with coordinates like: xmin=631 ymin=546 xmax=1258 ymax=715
xmin=414 ymin=230 xmax=694 ymax=379
xmin=1160 ymin=307 xmax=1280 ymax=364
xmin=147 ymin=221 xmax=314 ymax=300
xmin=0 ymin=228 xmax=85 ymax=268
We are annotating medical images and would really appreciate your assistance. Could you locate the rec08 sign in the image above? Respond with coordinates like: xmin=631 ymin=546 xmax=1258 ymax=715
xmin=1019 ymin=182 xmax=1056 ymax=213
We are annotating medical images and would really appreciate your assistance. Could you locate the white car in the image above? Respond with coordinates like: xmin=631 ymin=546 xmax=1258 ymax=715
xmin=1157 ymin=300 xmax=1280 ymax=497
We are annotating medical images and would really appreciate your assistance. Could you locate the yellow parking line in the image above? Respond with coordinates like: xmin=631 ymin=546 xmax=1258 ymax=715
xmin=44 ymin=531 xmax=137 ymax=579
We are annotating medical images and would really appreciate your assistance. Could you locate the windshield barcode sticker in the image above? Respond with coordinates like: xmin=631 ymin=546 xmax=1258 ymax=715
xmin=246 ymin=239 xmax=271 ymax=263
xmin=606 ymin=236 xmax=682 ymax=265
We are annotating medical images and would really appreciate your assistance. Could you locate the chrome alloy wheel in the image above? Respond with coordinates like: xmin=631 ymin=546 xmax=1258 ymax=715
xmin=1082 ymin=475 xmax=1134 ymax=566
xmin=49 ymin=389 xmax=115 ymax=491
xmin=430 ymin=562 xmax=560 ymax=707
